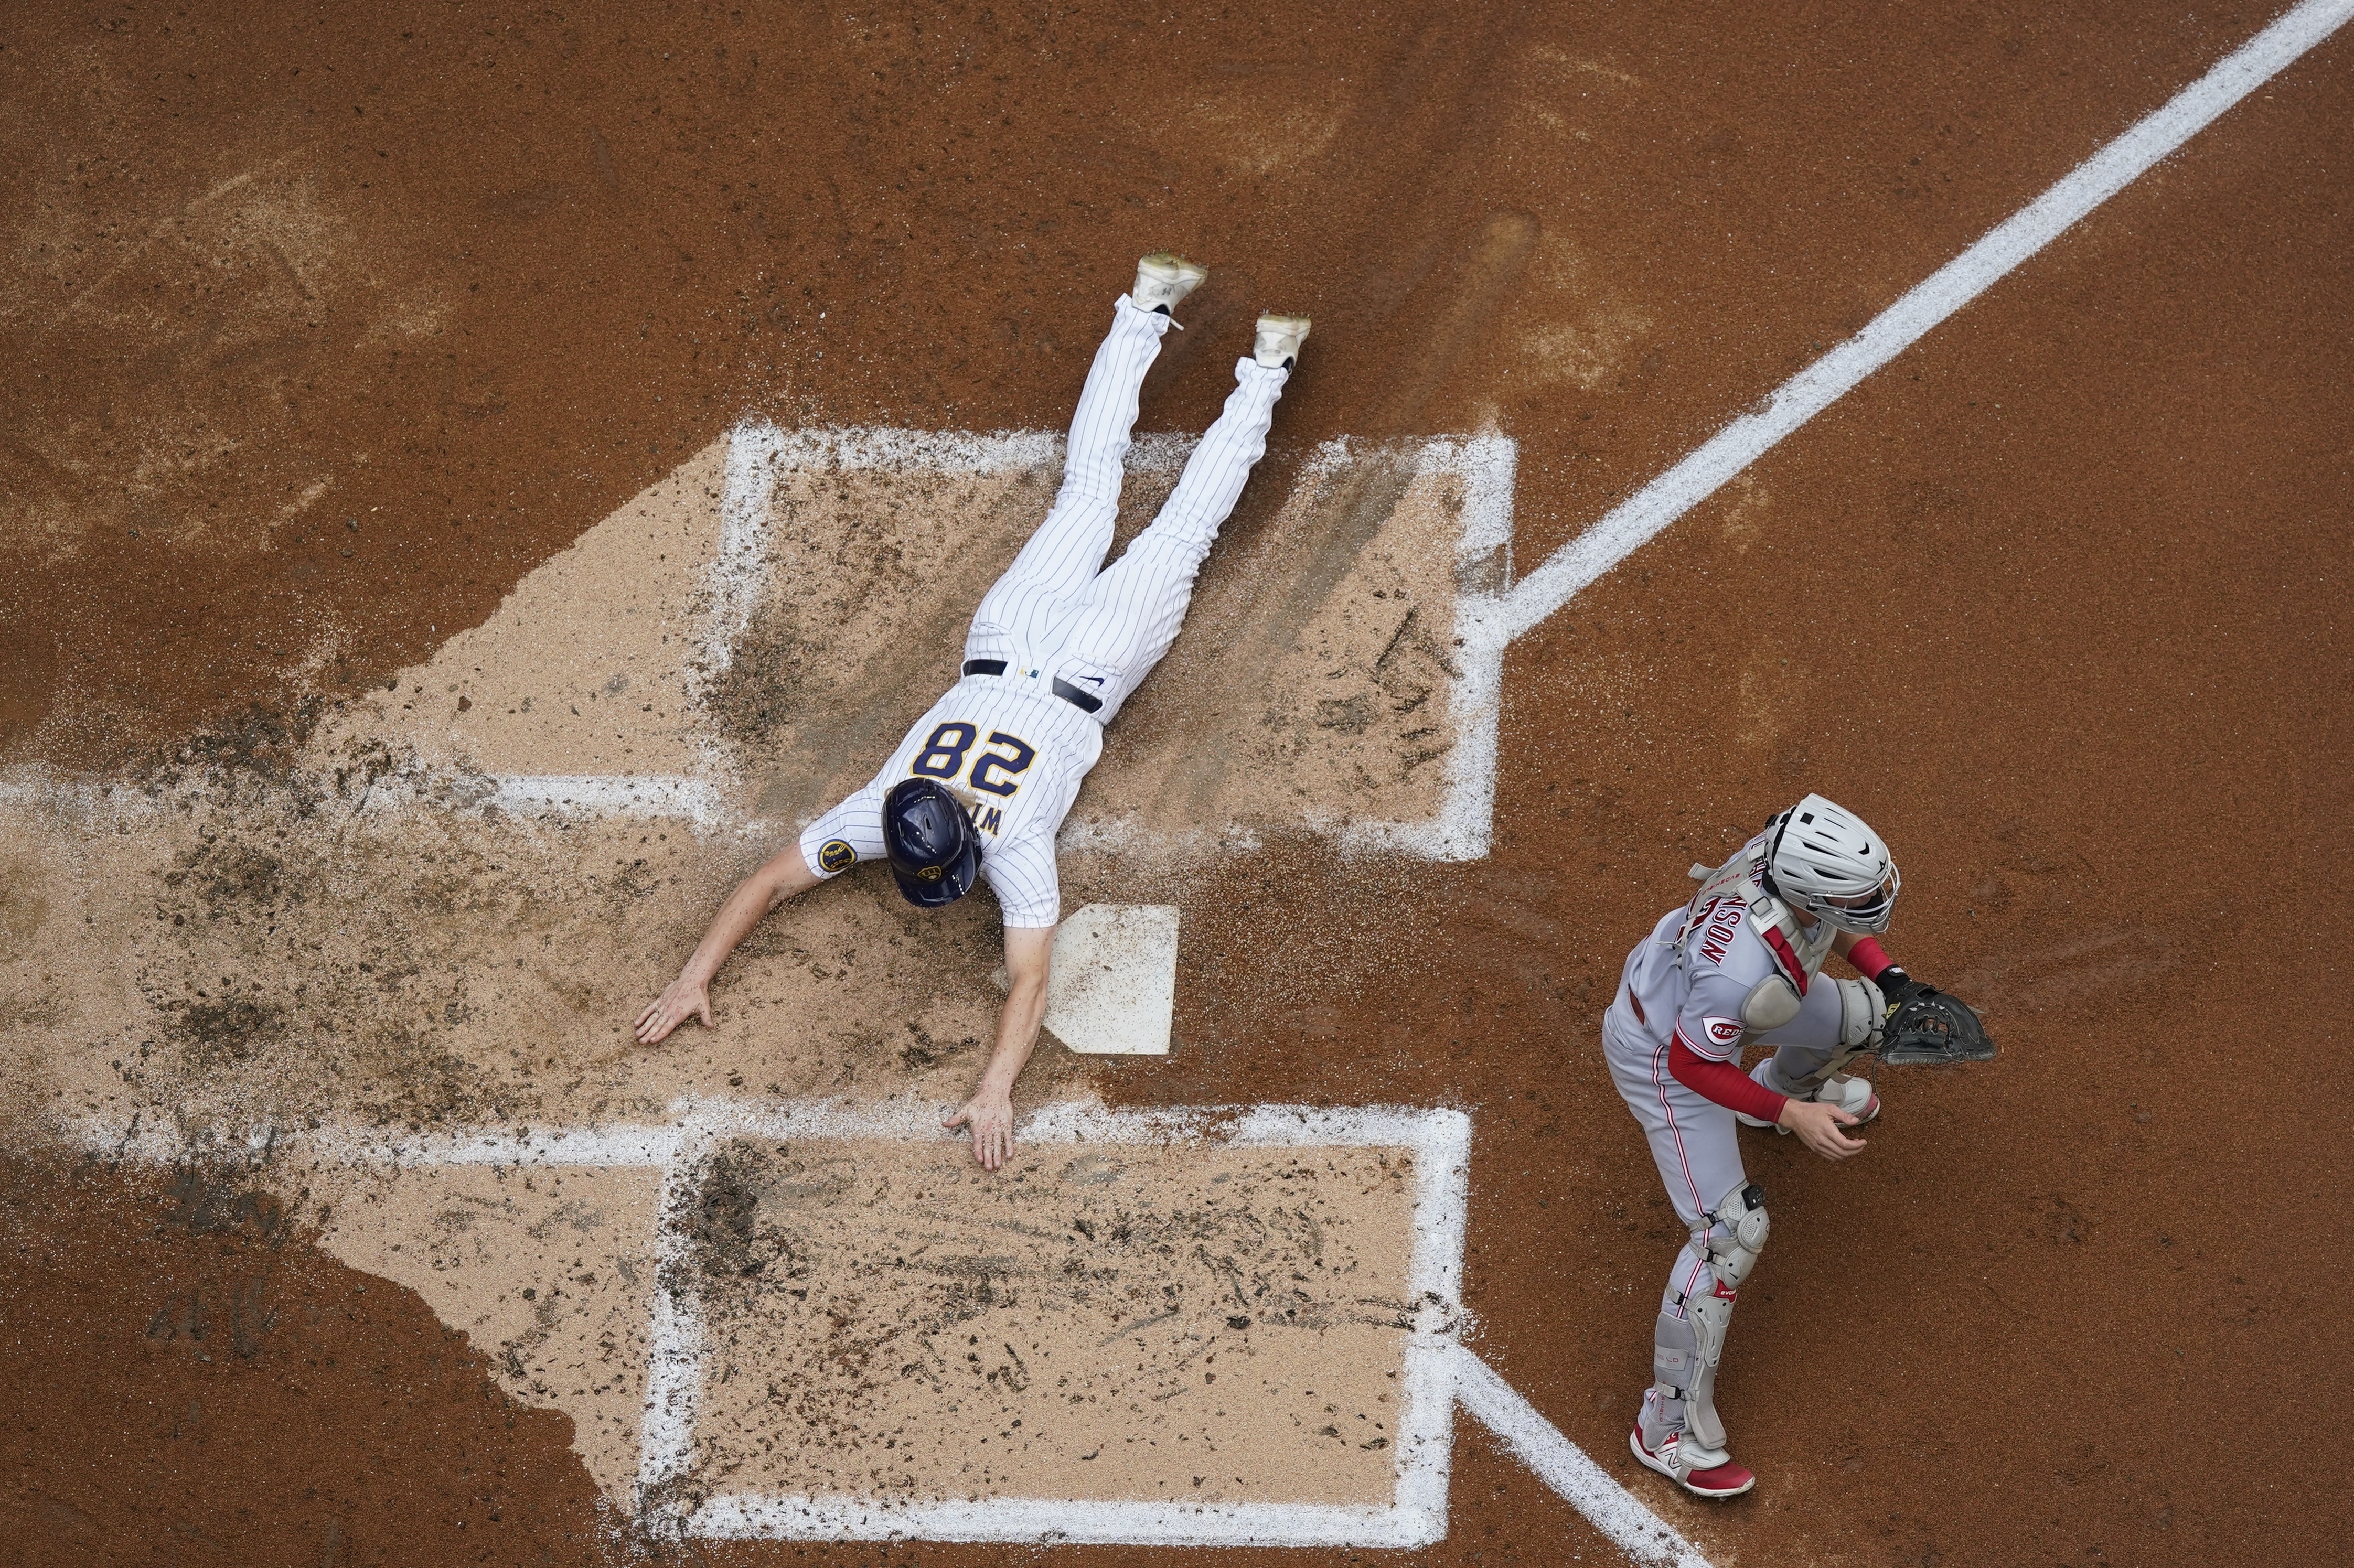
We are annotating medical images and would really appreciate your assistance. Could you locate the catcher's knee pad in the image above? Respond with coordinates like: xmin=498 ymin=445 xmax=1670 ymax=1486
xmin=1834 ymin=974 xmax=1887 ymax=1050
xmin=1702 ymin=1181 xmax=1770 ymax=1288
xmin=1666 ymin=1184 xmax=1769 ymax=1463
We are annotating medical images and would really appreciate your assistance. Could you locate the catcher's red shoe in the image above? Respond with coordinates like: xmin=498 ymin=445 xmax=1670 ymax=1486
xmin=1630 ymin=1424 xmax=1757 ymax=1498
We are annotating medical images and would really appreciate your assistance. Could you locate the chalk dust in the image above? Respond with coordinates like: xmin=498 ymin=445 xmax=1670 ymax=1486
xmin=682 ymin=1136 xmax=1419 ymax=1507
xmin=307 ymin=1162 xmax=664 ymax=1501
xmin=707 ymin=458 xmax=1068 ymax=821
xmin=282 ymin=424 xmax=1481 ymax=854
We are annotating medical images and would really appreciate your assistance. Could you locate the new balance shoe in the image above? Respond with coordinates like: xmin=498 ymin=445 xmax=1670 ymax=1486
xmin=1132 ymin=253 xmax=1208 ymax=316
xmin=1253 ymin=313 xmax=1311 ymax=369
xmin=1630 ymin=1423 xmax=1757 ymax=1499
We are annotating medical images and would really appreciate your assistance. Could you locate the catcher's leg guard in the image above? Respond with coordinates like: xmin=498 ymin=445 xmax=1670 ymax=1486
xmin=1665 ymin=1183 xmax=1769 ymax=1462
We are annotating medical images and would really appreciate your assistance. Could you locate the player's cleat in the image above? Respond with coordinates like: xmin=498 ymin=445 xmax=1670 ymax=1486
xmin=1736 ymin=1071 xmax=1880 ymax=1131
xmin=1133 ymin=253 xmax=1208 ymax=317
xmin=1631 ymin=1424 xmax=1757 ymax=1498
xmin=1253 ymin=314 xmax=1311 ymax=370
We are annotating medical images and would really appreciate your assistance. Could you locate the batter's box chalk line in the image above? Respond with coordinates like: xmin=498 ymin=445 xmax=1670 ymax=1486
xmin=78 ymin=1099 xmax=1704 ymax=1563
xmin=698 ymin=422 xmax=1514 ymax=863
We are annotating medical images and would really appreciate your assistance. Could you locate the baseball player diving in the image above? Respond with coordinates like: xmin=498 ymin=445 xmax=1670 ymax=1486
xmin=1606 ymin=796 xmax=1992 ymax=1499
xmin=634 ymin=254 xmax=1310 ymax=1170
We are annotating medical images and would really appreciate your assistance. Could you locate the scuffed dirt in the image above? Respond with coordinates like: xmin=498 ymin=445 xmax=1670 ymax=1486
xmin=3 ymin=746 xmax=1078 ymax=1150
xmin=682 ymin=1137 xmax=1418 ymax=1507
xmin=3 ymin=1 xmax=2347 ymax=1565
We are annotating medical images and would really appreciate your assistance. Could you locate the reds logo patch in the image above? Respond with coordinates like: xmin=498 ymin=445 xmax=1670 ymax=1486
xmin=817 ymin=839 xmax=858 ymax=874
xmin=1704 ymin=1016 xmax=1745 ymax=1047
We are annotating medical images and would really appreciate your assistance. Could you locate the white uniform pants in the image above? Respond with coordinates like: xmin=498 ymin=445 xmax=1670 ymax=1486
xmin=965 ymin=295 xmax=1291 ymax=724
xmin=1602 ymin=1009 xmax=1749 ymax=1314
xmin=1602 ymin=989 xmax=1850 ymax=1371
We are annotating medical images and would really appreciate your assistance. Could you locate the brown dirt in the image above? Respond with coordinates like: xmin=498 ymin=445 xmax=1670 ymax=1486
xmin=4 ymin=3 xmax=2349 ymax=1566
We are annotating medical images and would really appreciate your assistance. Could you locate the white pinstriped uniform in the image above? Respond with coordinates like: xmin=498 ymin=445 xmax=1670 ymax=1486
xmin=798 ymin=293 xmax=1291 ymax=927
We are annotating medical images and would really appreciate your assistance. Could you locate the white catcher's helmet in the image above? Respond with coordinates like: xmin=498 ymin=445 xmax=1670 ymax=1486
xmin=1763 ymin=794 xmax=1900 ymax=934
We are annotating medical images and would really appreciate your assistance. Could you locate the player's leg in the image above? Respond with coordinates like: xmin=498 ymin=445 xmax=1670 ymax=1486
xmin=1044 ymin=316 xmax=1308 ymax=721
xmin=1602 ymin=1013 xmax=1762 ymax=1498
xmin=1740 ymin=975 xmax=1885 ymax=1127
xmin=965 ymin=260 xmax=1199 ymax=667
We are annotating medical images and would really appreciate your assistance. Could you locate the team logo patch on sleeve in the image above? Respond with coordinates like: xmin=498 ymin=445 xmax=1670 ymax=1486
xmin=817 ymin=840 xmax=858 ymax=874
xmin=1704 ymin=1016 xmax=1746 ymax=1048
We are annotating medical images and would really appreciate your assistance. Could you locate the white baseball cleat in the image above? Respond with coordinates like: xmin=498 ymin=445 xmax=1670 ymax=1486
xmin=1737 ymin=1071 xmax=1881 ymax=1131
xmin=1252 ymin=313 xmax=1311 ymax=369
xmin=1133 ymin=253 xmax=1208 ymax=316
xmin=1631 ymin=1423 xmax=1757 ymax=1499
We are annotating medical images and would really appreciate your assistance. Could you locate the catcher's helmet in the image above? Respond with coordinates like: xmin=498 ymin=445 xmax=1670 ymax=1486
xmin=1763 ymin=793 xmax=1900 ymax=935
xmin=882 ymin=777 xmax=980 ymax=908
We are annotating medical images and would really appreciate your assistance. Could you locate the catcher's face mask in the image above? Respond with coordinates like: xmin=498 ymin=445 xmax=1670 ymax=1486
xmin=1818 ymin=869 xmax=1900 ymax=934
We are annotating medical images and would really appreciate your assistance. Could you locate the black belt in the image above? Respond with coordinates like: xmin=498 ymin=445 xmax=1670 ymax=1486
xmin=962 ymin=658 xmax=1103 ymax=714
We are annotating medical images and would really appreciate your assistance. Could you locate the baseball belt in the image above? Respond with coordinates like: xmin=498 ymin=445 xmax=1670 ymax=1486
xmin=961 ymin=658 xmax=1103 ymax=714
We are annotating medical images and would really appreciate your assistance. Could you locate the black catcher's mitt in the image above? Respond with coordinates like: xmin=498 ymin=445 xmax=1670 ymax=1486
xmin=1877 ymin=979 xmax=1995 ymax=1067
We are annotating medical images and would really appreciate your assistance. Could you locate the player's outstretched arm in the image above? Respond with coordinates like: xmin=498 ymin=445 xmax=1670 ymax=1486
xmin=945 ymin=923 xmax=1054 ymax=1172
xmin=634 ymin=844 xmax=822 ymax=1046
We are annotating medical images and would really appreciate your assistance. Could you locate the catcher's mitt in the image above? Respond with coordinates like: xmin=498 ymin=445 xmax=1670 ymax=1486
xmin=1877 ymin=980 xmax=1995 ymax=1067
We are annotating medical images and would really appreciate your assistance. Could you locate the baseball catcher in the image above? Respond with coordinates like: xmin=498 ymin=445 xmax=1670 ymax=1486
xmin=634 ymin=253 xmax=1312 ymax=1170
xmin=1604 ymin=795 xmax=1992 ymax=1499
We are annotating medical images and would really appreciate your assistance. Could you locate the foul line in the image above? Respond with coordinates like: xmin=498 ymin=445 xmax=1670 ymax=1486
xmin=1501 ymin=0 xmax=2354 ymax=640
xmin=1453 ymin=1350 xmax=1709 ymax=1568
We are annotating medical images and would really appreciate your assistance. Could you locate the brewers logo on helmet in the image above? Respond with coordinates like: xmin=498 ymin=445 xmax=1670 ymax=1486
xmin=881 ymin=777 xmax=979 ymax=907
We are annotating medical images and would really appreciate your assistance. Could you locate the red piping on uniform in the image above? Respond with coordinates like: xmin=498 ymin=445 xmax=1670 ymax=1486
xmin=1670 ymin=1033 xmax=1791 ymax=1124
xmin=1649 ymin=1040 xmax=1706 ymax=1219
xmin=1758 ymin=923 xmax=1810 ymax=994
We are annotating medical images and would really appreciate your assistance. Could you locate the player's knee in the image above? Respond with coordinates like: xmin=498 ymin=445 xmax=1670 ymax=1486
xmin=1700 ymin=1182 xmax=1769 ymax=1289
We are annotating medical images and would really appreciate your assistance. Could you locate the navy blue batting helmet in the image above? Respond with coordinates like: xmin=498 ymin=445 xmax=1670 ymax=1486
xmin=882 ymin=777 xmax=979 ymax=907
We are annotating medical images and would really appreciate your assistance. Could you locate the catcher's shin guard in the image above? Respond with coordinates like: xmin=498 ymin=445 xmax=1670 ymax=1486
xmin=1649 ymin=1183 xmax=1770 ymax=1464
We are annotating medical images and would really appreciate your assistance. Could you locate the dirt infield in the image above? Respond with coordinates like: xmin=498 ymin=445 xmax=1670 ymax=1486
xmin=6 ymin=3 xmax=2352 ymax=1565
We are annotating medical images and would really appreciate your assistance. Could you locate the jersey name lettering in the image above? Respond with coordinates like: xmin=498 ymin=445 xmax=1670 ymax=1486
xmin=1696 ymin=896 xmax=1745 ymax=965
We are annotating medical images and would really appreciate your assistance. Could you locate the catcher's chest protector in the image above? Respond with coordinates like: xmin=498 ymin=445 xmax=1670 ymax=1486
xmin=1676 ymin=845 xmax=1835 ymax=1032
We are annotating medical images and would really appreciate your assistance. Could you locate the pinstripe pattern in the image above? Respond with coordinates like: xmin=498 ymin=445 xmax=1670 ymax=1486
xmin=1050 ymin=356 xmax=1290 ymax=722
xmin=965 ymin=295 xmax=1174 ymax=673
xmin=799 ymin=292 xmax=1291 ymax=928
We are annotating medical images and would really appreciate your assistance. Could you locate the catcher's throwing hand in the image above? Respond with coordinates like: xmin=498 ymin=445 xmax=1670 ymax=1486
xmin=634 ymin=975 xmax=713 ymax=1046
xmin=945 ymin=1089 xmax=1016 ymax=1172
xmin=1779 ymin=1098 xmax=1867 ymax=1160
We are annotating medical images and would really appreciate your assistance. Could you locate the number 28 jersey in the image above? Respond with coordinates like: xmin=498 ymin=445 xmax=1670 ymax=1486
xmin=796 ymin=672 xmax=1104 ymax=929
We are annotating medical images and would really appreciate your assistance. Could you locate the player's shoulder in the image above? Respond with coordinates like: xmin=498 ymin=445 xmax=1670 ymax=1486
xmin=1683 ymin=890 xmax=1773 ymax=976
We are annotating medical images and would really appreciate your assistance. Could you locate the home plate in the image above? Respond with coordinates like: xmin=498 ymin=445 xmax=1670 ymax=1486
xmin=1043 ymin=904 xmax=1180 ymax=1055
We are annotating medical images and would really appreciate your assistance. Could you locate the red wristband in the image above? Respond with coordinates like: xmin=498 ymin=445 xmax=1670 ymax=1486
xmin=1847 ymin=936 xmax=1895 ymax=982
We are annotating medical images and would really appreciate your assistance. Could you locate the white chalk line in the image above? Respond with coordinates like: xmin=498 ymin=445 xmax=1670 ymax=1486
xmin=1502 ymin=0 xmax=2354 ymax=641
xmin=1453 ymin=1350 xmax=1710 ymax=1568
xmin=70 ymin=1099 xmax=1691 ymax=1558
xmin=643 ymin=1100 xmax=1468 ymax=1545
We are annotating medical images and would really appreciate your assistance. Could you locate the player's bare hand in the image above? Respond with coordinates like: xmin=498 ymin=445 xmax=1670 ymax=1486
xmin=1779 ymin=1098 xmax=1867 ymax=1160
xmin=634 ymin=975 xmax=712 ymax=1046
xmin=945 ymin=1091 xmax=1016 ymax=1172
